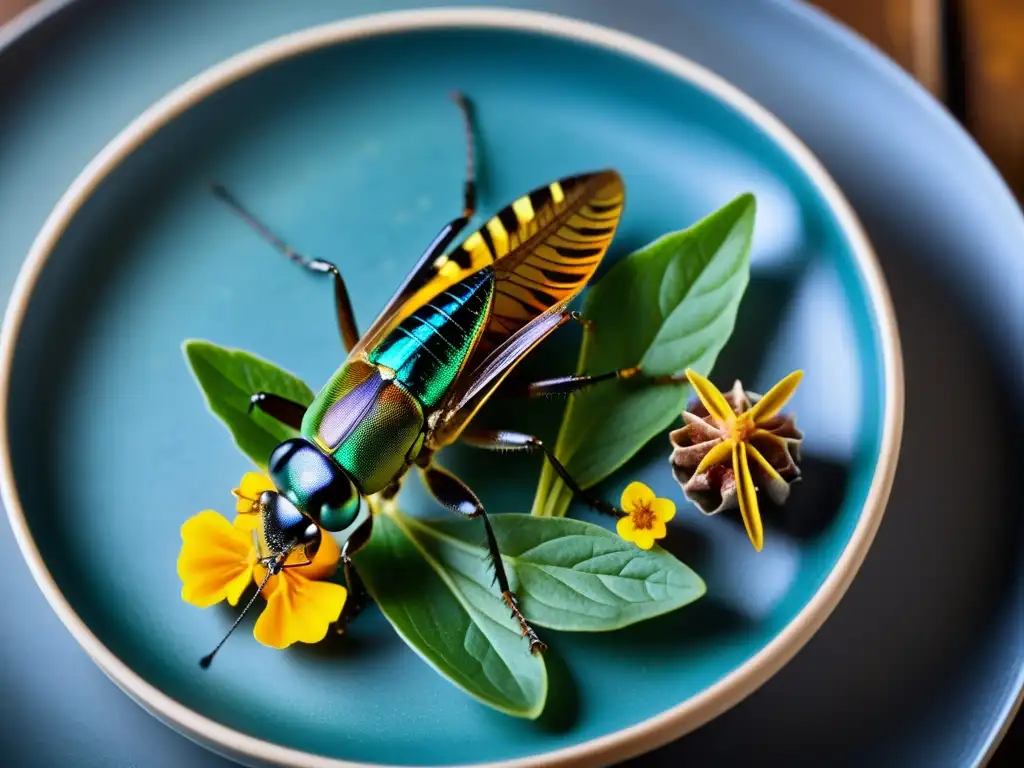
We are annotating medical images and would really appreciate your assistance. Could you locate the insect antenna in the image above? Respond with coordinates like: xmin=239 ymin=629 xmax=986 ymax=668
xmin=199 ymin=566 xmax=275 ymax=669
xmin=208 ymin=182 xmax=312 ymax=269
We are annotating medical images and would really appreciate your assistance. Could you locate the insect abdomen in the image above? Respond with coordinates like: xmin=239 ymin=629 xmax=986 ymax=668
xmin=368 ymin=268 xmax=493 ymax=409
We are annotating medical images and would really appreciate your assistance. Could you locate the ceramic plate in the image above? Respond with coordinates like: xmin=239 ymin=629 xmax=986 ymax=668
xmin=3 ymin=8 xmax=902 ymax=768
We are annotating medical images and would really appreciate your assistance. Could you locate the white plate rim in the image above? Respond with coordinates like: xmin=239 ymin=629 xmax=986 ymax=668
xmin=0 ymin=7 xmax=904 ymax=768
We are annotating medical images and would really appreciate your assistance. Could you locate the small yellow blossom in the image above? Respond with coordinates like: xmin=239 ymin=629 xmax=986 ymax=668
xmin=615 ymin=481 xmax=676 ymax=550
xmin=178 ymin=472 xmax=347 ymax=651
xmin=684 ymin=368 xmax=803 ymax=552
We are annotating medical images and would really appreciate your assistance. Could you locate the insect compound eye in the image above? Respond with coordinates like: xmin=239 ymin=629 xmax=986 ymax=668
xmin=268 ymin=437 xmax=361 ymax=532
xmin=317 ymin=476 xmax=360 ymax=533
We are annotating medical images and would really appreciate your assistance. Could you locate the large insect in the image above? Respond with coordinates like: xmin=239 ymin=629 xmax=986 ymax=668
xmin=200 ymin=94 xmax=652 ymax=667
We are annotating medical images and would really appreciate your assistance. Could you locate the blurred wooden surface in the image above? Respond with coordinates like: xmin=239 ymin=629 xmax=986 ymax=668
xmin=812 ymin=0 xmax=946 ymax=97
xmin=961 ymin=0 xmax=1024 ymax=199
xmin=0 ymin=0 xmax=33 ymax=25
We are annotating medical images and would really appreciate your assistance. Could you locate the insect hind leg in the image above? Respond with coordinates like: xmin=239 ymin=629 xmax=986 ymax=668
xmin=419 ymin=462 xmax=546 ymax=654
xmin=450 ymin=91 xmax=478 ymax=218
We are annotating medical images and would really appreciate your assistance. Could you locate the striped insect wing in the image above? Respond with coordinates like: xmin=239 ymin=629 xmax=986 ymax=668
xmin=430 ymin=170 xmax=626 ymax=445
xmin=350 ymin=169 xmax=624 ymax=359
xmin=472 ymin=170 xmax=624 ymax=353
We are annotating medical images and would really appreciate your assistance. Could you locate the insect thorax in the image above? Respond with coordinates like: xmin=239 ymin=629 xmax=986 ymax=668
xmin=300 ymin=358 xmax=424 ymax=494
xmin=300 ymin=268 xmax=494 ymax=494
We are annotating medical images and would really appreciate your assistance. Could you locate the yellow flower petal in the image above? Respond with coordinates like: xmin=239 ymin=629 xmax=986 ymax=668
xmin=252 ymin=573 xmax=347 ymax=648
xmin=733 ymin=442 xmax=764 ymax=551
xmin=178 ymin=510 xmax=256 ymax=608
xmin=649 ymin=520 xmax=668 ymax=540
xmin=746 ymin=442 xmax=784 ymax=484
xmin=620 ymin=481 xmax=655 ymax=512
xmin=616 ymin=515 xmax=638 ymax=541
xmin=695 ymin=438 xmax=734 ymax=475
xmin=651 ymin=497 xmax=676 ymax=523
xmin=748 ymin=370 xmax=803 ymax=424
xmin=685 ymin=369 xmax=735 ymax=425
xmin=233 ymin=472 xmax=275 ymax=514
xmin=632 ymin=531 xmax=656 ymax=550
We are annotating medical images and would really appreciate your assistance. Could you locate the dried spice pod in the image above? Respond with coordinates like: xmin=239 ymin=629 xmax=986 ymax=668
xmin=669 ymin=374 xmax=804 ymax=548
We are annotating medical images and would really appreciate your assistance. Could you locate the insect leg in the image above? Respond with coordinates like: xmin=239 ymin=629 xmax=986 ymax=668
xmin=459 ymin=429 xmax=622 ymax=517
xmin=336 ymin=513 xmax=374 ymax=632
xmin=209 ymin=184 xmax=361 ymax=351
xmin=420 ymin=463 xmax=546 ymax=654
xmin=522 ymin=366 xmax=642 ymax=398
xmin=248 ymin=392 xmax=307 ymax=431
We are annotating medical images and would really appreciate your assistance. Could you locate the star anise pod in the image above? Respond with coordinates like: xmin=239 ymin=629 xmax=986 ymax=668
xmin=668 ymin=370 xmax=804 ymax=550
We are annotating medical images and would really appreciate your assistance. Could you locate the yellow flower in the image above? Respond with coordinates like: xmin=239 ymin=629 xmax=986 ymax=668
xmin=616 ymin=481 xmax=676 ymax=550
xmin=252 ymin=527 xmax=346 ymax=649
xmin=178 ymin=510 xmax=258 ymax=607
xmin=178 ymin=472 xmax=347 ymax=651
xmin=232 ymin=471 xmax=275 ymax=514
xmin=684 ymin=368 xmax=803 ymax=552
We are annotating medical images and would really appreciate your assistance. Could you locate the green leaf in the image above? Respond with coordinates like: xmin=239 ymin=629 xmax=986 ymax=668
xmin=354 ymin=509 xmax=548 ymax=719
xmin=428 ymin=514 xmax=705 ymax=631
xmin=533 ymin=194 xmax=755 ymax=517
xmin=183 ymin=339 xmax=315 ymax=469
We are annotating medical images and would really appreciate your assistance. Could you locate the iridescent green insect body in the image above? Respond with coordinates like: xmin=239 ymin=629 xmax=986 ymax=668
xmin=198 ymin=94 xmax=666 ymax=667
xmin=301 ymin=266 xmax=493 ymax=500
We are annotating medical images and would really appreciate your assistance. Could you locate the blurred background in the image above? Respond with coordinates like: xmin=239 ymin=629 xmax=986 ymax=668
xmin=10 ymin=0 xmax=1022 ymax=204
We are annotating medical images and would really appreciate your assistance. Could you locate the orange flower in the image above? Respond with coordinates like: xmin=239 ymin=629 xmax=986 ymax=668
xmin=252 ymin=526 xmax=346 ymax=649
xmin=177 ymin=510 xmax=257 ymax=608
xmin=178 ymin=473 xmax=347 ymax=650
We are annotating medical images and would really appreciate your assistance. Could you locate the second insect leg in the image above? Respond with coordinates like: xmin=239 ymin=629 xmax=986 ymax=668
xmin=459 ymin=429 xmax=621 ymax=517
xmin=335 ymin=513 xmax=374 ymax=633
xmin=419 ymin=463 xmax=546 ymax=654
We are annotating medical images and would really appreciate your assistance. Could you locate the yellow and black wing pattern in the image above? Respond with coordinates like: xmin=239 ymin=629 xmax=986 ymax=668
xmin=429 ymin=170 xmax=625 ymax=446
xmin=356 ymin=170 xmax=624 ymax=359
xmin=472 ymin=169 xmax=624 ymax=353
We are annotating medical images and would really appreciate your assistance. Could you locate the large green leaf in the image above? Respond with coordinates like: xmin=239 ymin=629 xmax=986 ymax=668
xmin=533 ymin=194 xmax=755 ymax=517
xmin=354 ymin=509 xmax=548 ymax=719
xmin=183 ymin=339 xmax=315 ymax=469
xmin=428 ymin=514 xmax=705 ymax=631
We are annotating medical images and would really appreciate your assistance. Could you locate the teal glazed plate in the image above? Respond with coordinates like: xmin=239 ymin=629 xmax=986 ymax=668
xmin=0 ymin=9 xmax=902 ymax=768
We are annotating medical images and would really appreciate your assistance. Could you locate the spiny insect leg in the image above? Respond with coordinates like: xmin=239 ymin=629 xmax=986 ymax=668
xmin=420 ymin=462 xmax=545 ymax=654
xmin=336 ymin=513 xmax=374 ymax=633
xmin=522 ymin=366 xmax=642 ymax=398
xmin=459 ymin=429 xmax=622 ymax=518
